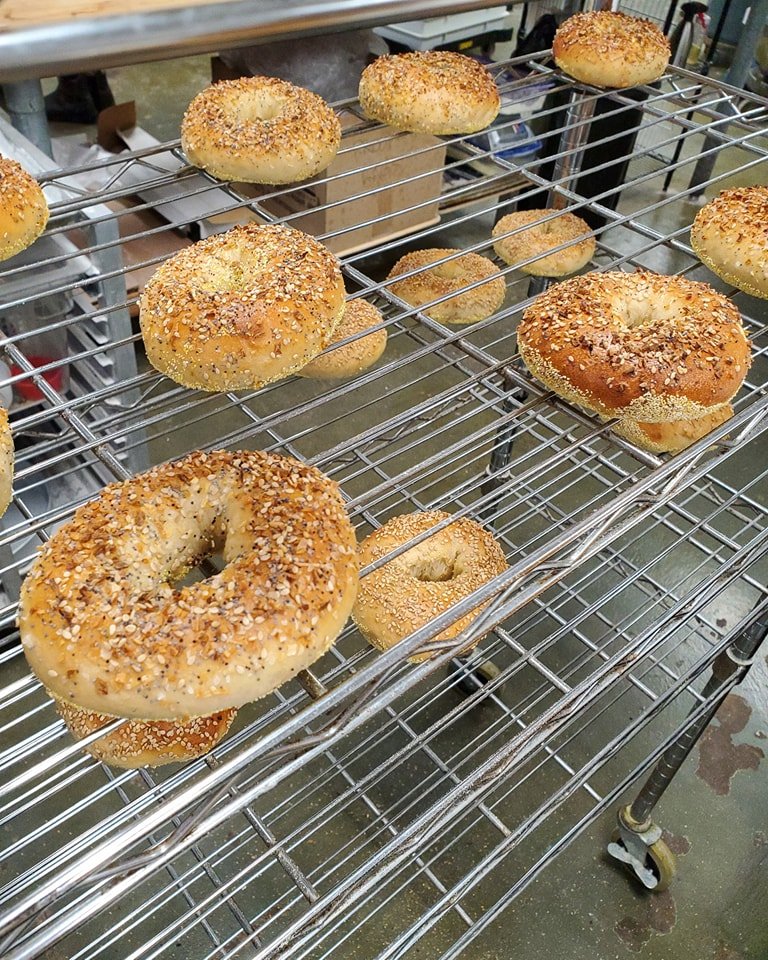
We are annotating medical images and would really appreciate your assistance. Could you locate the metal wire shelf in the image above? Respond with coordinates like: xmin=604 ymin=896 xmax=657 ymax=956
xmin=0 ymin=50 xmax=766 ymax=960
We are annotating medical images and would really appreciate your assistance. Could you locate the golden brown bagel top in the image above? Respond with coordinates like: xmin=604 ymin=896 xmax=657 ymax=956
xmin=518 ymin=271 xmax=750 ymax=420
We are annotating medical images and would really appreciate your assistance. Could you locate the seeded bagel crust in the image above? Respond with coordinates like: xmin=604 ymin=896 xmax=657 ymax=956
xmin=139 ymin=223 xmax=345 ymax=391
xmin=691 ymin=187 xmax=768 ymax=299
xmin=181 ymin=77 xmax=341 ymax=184
xmin=20 ymin=449 xmax=358 ymax=720
xmin=0 ymin=408 xmax=13 ymax=519
xmin=387 ymin=248 xmax=506 ymax=324
xmin=353 ymin=510 xmax=508 ymax=662
xmin=359 ymin=51 xmax=500 ymax=134
xmin=492 ymin=209 xmax=595 ymax=277
xmin=0 ymin=156 xmax=48 ymax=262
xmin=553 ymin=11 xmax=670 ymax=88
xmin=54 ymin=695 xmax=236 ymax=768
xmin=614 ymin=404 xmax=734 ymax=454
xmin=299 ymin=299 xmax=387 ymax=379
xmin=518 ymin=271 xmax=750 ymax=422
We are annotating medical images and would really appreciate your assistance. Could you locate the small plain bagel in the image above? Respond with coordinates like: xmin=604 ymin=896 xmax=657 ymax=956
xmin=387 ymin=248 xmax=506 ymax=324
xmin=299 ymin=299 xmax=387 ymax=379
xmin=614 ymin=404 xmax=733 ymax=454
xmin=54 ymin=696 xmax=236 ymax=768
xmin=353 ymin=510 xmax=508 ymax=662
xmin=359 ymin=51 xmax=500 ymax=135
xmin=518 ymin=271 xmax=751 ymax=422
xmin=20 ymin=449 xmax=358 ymax=720
xmin=140 ymin=223 xmax=345 ymax=391
xmin=553 ymin=11 xmax=670 ymax=88
xmin=492 ymin=209 xmax=595 ymax=277
xmin=181 ymin=77 xmax=341 ymax=184
xmin=0 ymin=408 xmax=13 ymax=518
xmin=0 ymin=156 xmax=48 ymax=262
xmin=691 ymin=186 xmax=768 ymax=299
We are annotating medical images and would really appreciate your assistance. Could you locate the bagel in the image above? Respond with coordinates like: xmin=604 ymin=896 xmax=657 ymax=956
xmin=139 ymin=223 xmax=345 ymax=391
xmin=387 ymin=248 xmax=506 ymax=324
xmin=518 ymin=271 xmax=750 ymax=422
xmin=54 ymin=696 xmax=236 ymax=768
xmin=352 ymin=510 xmax=508 ymax=662
xmin=691 ymin=186 xmax=768 ymax=299
xmin=299 ymin=298 xmax=387 ymax=380
xmin=492 ymin=209 xmax=595 ymax=277
xmin=553 ymin=11 xmax=670 ymax=88
xmin=19 ymin=449 xmax=358 ymax=720
xmin=0 ymin=408 xmax=13 ymax=518
xmin=359 ymin=51 xmax=500 ymax=135
xmin=181 ymin=77 xmax=341 ymax=184
xmin=0 ymin=156 xmax=48 ymax=262
xmin=614 ymin=404 xmax=733 ymax=454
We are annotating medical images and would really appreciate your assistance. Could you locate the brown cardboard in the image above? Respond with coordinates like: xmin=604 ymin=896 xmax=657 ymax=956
xmin=96 ymin=101 xmax=137 ymax=152
xmin=248 ymin=118 xmax=446 ymax=256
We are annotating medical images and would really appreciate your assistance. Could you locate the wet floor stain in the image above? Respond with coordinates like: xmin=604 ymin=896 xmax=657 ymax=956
xmin=696 ymin=694 xmax=764 ymax=796
xmin=662 ymin=830 xmax=690 ymax=856
xmin=614 ymin=889 xmax=677 ymax=952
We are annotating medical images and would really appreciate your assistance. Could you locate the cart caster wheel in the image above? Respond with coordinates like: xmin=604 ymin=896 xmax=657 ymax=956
xmin=448 ymin=658 xmax=501 ymax=696
xmin=609 ymin=828 xmax=677 ymax=892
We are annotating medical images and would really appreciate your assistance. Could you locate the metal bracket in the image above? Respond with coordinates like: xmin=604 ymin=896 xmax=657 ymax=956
xmin=607 ymin=804 xmax=676 ymax=891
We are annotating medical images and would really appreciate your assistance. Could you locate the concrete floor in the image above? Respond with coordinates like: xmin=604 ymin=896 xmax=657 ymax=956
xmin=20 ymin=33 xmax=768 ymax=960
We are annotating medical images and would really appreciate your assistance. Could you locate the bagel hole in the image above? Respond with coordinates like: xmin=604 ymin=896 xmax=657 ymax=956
xmin=413 ymin=555 xmax=460 ymax=583
xmin=237 ymin=99 xmax=283 ymax=124
xmin=168 ymin=545 xmax=226 ymax=589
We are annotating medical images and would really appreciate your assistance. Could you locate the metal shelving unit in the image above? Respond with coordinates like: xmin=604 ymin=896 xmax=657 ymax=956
xmin=0 ymin=47 xmax=767 ymax=960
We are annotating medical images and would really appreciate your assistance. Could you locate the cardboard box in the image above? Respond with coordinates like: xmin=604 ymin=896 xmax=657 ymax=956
xmin=245 ymin=115 xmax=446 ymax=257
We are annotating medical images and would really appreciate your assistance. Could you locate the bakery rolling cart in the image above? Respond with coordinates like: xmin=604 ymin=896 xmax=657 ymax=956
xmin=0 ymin=2 xmax=767 ymax=957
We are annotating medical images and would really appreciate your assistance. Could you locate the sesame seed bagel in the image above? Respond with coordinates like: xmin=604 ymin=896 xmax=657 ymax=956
xmin=553 ymin=11 xmax=670 ymax=88
xmin=492 ymin=209 xmax=595 ymax=277
xmin=359 ymin=51 xmax=500 ymax=135
xmin=518 ymin=271 xmax=751 ymax=422
xmin=0 ymin=408 xmax=13 ymax=519
xmin=387 ymin=248 xmax=506 ymax=324
xmin=139 ymin=223 xmax=345 ymax=391
xmin=181 ymin=77 xmax=341 ymax=184
xmin=614 ymin=404 xmax=733 ymax=454
xmin=691 ymin=187 xmax=768 ymax=299
xmin=299 ymin=298 xmax=387 ymax=380
xmin=353 ymin=511 xmax=508 ymax=663
xmin=0 ymin=157 xmax=48 ymax=262
xmin=19 ymin=449 xmax=358 ymax=720
xmin=54 ymin=695 xmax=236 ymax=768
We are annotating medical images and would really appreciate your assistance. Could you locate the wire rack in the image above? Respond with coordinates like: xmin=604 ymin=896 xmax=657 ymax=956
xmin=0 ymin=50 xmax=767 ymax=960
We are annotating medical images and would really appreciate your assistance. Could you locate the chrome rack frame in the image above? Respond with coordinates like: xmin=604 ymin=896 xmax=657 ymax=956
xmin=0 ymin=52 xmax=766 ymax=960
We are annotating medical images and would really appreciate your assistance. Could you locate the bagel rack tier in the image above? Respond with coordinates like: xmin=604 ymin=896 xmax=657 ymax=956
xmin=1 ymin=52 xmax=768 ymax=960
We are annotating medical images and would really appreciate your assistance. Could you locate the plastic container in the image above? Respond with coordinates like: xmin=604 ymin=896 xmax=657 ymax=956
xmin=2 ymin=291 xmax=72 ymax=402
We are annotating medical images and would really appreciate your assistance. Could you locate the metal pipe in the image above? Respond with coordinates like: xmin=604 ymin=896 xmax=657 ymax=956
xmin=1 ymin=80 xmax=52 ymax=156
xmin=688 ymin=0 xmax=768 ymax=195
xmin=0 ymin=0 xmax=523 ymax=82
